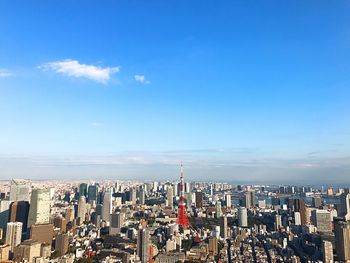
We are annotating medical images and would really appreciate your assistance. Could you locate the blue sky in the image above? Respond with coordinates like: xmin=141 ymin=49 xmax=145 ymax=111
xmin=0 ymin=1 xmax=349 ymax=182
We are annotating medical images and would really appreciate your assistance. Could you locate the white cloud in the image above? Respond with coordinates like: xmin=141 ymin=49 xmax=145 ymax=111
xmin=134 ymin=74 xmax=150 ymax=84
xmin=39 ymin=59 xmax=120 ymax=83
xmin=0 ymin=69 xmax=14 ymax=77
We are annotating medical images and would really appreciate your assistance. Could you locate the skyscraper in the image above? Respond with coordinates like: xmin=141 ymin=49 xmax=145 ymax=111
xmin=55 ymin=233 xmax=69 ymax=256
xmin=311 ymin=209 xmax=332 ymax=233
xmin=288 ymin=198 xmax=307 ymax=225
xmin=6 ymin=222 xmax=22 ymax=251
xmin=27 ymin=189 xmax=51 ymax=228
xmin=220 ymin=216 xmax=228 ymax=239
xmin=137 ymin=228 xmax=150 ymax=263
xmin=102 ymin=189 xmax=112 ymax=223
xmin=79 ymin=183 xmax=88 ymax=198
xmin=9 ymin=179 xmax=31 ymax=202
xmin=167 ymin=186 xmax=174 ymax=209
xmin=322 ymin=240 xmax=333 ymax=263
xmin=8 ymin=201 xmax=30 ymax=236
xmin=130 ymin=187 xmax=137 ymax=205
xmin=339 ymin=193 xmax=350 ymax=219
xmin=215 ymin=200 xmax=222 ymax=218
xmin=195 ymin=191 xmax=203 ymax=208
xmin=312 ymin=196 xmax=322 ymax=208
xmin=225 ymin=194 xmax=232 ymax=208
xmin=334 ymin=218 xmax=350 ymax=262
xmin=238 ymin=207 xmax=248 ymax=227
xmin=77 ymin=196 xmax=86 ymax=224
xmin=139 ymin=188 xmax=145 ymax=205
xmin=87 ymin=184 xmax=98 ymax=204
xmin=243 ymin=190 xmax=255 ymax=208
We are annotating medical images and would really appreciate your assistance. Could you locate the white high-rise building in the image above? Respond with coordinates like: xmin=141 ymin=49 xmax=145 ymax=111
xmin=238 ymin=207 xmax=248 ymax=227
xmin=225 ymin=194 xmax=232 ymax=208
xmin=27 ymin=189 xmax=51 ymax=228
xmin=6 ymin=222 xmax=22 ymax=251
xmin=102 ymin=189 xmax=112 ymax=223
xmin=9 ymin=179 xmax=31 ymax=202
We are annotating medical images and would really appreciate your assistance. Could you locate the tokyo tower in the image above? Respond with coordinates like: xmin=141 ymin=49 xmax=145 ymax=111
xmin=176 ymin=163 xmax=190 ymax=229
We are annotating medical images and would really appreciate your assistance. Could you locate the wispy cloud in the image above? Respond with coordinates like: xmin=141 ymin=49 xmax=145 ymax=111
xmin=0 ymin=69 xmax=14 ymax=78
xmin=134 ymin=74 xmax=150 ymax=84
xmin=39 ymin=59 xmax=120 ymax=83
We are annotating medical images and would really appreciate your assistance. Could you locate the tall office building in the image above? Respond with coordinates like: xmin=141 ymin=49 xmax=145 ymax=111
xmin=110 ymin=212 xmax=124 ymax=235
xmin=322 ymin=240 xmax=333 ymax=263
xmin=243 ymin=190 xmax=255 ymax=208
xmin=77 ymin=196 xmax=86 ymax=224
xmin=9 ymin=179 xmax=31 ymax=202
xmin=166 ymin=186 xmax=173 ymax=209
xmin=27 ymin=189 xmax=51 ymax=228
xmin=0 ymin=200 xmax=10 ymax=234
xmin=87 ymin=184 xmax=98 ymax=204
xmin=130 ymin=188 xmax=137 ymax=205
xmin=139 ymin=188 xmax=145 ymax=205
xmin=220 ymin=216 xmax=228 ymax=239
xmin=238 ymin=207 xmax=248 ymax=227
xmin=312 ymin=196 xmax=322 ymax=208
xmin=195 ymin=192 xmax=203 ymax=208
xmin=6 ymin=222 xmax=22 ymax=251
xmin=334 ymin=218 xmax=350 ymax=262
xmin=137 ymin=228 xmax=150 ymax=263
xmin=288 ymin=198 xmax=307 ymax=225
xmin=79 ymin=183 xmax=88 ymax=198
xmin=9 ymin=201 xmax=30 ymax=235
xmin=215 ymin=200 xmax=222 ymax=218
xmin=55 ymin=233 xmax=69 ymax=256
xmin=225 ymin=194 xmax=232 ymax=208
xmin=339 ymin=193 xmax=350 ymax=219
xmin=311 ymin=209 xmax=332 ymax=233
xmin=102 ymin=189 xmax=112 ymax=223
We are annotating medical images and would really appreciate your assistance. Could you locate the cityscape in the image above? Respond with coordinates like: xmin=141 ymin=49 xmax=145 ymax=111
xmin=0 ymin=168 xmax=350 ymax=262
xmin=1 ymin=1 xmax=350 ymax=263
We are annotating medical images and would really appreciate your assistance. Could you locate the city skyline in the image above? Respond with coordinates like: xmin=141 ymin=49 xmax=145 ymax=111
xmin=1 ymin=1 xmax=350 ymax=182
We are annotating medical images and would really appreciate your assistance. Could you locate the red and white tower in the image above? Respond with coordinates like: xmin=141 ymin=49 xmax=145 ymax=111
xmin=176 ymin=163 xmax=189 ymax=229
